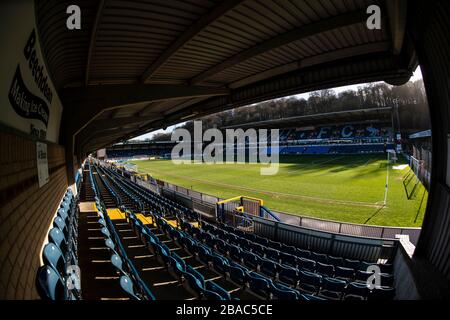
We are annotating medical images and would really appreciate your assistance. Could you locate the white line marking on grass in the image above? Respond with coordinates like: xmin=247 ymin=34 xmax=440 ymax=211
xmin=144 ymin=166 xmax=381 ymax=208
xmin=284 ymin=156 xmax=346 ymax=174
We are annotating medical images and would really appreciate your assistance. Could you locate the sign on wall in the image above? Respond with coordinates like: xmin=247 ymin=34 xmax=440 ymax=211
xmin=36 ymin=141 xmax=49 ymax=187
xmin=0 ymin=2 xmax=63 ymax=143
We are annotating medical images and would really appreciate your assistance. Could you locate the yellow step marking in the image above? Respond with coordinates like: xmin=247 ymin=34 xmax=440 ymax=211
xmin=163 ymin=219 xmax=178 ymax=228
xmin=191 ymin=222 xmax=199 ymax=228
xmin=135 ymin=213 xmax=153 ymax=225
xmin=107 ymin=208 xmax=125 ymax=220
xmin=79 ymin=202 xmax=97 ymax=213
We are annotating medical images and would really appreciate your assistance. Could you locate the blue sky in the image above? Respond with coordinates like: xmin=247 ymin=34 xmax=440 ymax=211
xmin=131 ymin=67 xmax=423 ymax=141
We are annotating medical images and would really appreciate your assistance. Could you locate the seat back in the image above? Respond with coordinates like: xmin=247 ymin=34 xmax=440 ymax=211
xmin=206 ymin=281 xmax=231 ymax=300
xmin=48 ymin=227 xmax=67 ymax=252
xmin=120 ymin=275 xmax=140 ymax=300
xmin=316 ymin=262 xmax=335 ymax=277
xmin=323 ymin=277 xmax=346 ymax=292
xmin=105 ymin=238 xmax=115 ymax=251
xmin=335 ymin=266 xmax=355 ymax=280
xmin=270 ymin=282 xmax=299 ymax=300
xmin=212 ymin=254 xmax=229 ymax=275
xmin=186 ymin=265 xmax=205 ymax=289
xmin=298 ymin=257 xmax=316 ymax=271
xmin=53 ymin=216 xmax=67 ymax=234
xmin=248 ymin=272 xmax=271 ymax=297
xmin=36 ymin=265 xmax=65 ymax=300
xmin=43 ymin=243 xmax=66 ymax=275
xmin=343 ymin=258 xmax=361 ymax=270
xmin=279 ymin=265 xmax=298 ymax=285
xmin=345 ymin=282 xmax=369 ymax=298
xmin=229 ymin=264 xmax=246 ymax=285
xmin=368 ymin=286 xmax=395 ymax=300
xmin=299 ymin=270 xmax=321 ymax=287
xmin=101 ymin=227 xmax=111 ymax=238
xmin=111 ymin=254 xmax=125 ymax=274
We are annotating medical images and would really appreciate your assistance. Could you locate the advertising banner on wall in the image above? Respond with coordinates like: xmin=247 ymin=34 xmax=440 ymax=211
xmin=0 ymin=2 xmax=63 ymax=143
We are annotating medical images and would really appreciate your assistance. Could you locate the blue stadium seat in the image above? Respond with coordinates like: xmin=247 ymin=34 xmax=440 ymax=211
xmin=355 ymin=270 xmax=372 ymax=283
xmin=243 ymin=232 xmax=257 ymax=242
xmin=43 ymin=243 xmax=66 ymax=275
xmin=105 ymin=238 xmax=115 ymax=251
xmin=142 ymin=232 xmax=159 ymax=255
xmin=327 ymin=255 xmax=344 ymax=267
xmin=379 ymin=263 xmax=393 ymax=274
xmin=197 ymin=245 xmax=213 ymax=265
xmin=228 ymin=263 xmax=247 ymax=286
xmin=343 ymin=258 xmax=361 ymax=270
xmin=206 ymin=281 xmax=231 ymax=300
xmin=267 ymin=240 xmax=282 ymax=251
xmin=239 ymin=239 xmax=252 ymax=251
xmin=344 ymin=282 xmax=369 ymax=300
xmin=312 ymin=252 xmax=328 ymax=264
xmin=281 ymin=244 xmax=297 ymax=256
xmin=215 ymin=238 xmax=227 ymax=255
xmin=48 ymin=227 xmax=67 ymax=253
xmin=228 ymin=244 xmax=242 ymax=262
xmin=265 ymin=248 xmax=280 ymax=262
xmin=298 ymin=270 xmax=322 ymax=294
xmin=260 ymin=258 xmax=279 ymax=278
xmin=254 ymin=235 xmax=269 ymax=247
xmin=36 ymin=265 xmax=65 ymax=300
xmin=120 ymin=275 xmax=140 ymax=300
xmin=316 ymin=262 xmax=335 ymax=277
xmin=155 ymin=243 xmax=171 ymax=266
xmin=368 ymin=286 xmax=395 ymax=300
xmin=204 ymin=289 xmax=224 ymax=300
xmin=184 ymin=237 xmax=198 ymax=256
xmin=359 ymin=261 xmax=375 ymax=272
xmin=111 ymin=254 xmax=126 ymax=275
xmin=296 ymin=248 xmax=312 ymax=259
xmin=184 ymin=265 xmax=206 ymax=297
xmin=270 ymin=282 xmax=299 ymax=300
xmin=335 ymin=266 xmax=355 ymax=281
xmin=242 ymin=250 xmax=258 ymax=270
xmin=248 ymin=272 xmax=272 ymax=299
xmin=251 ymin=243 xmax=265 ymax=256
xmin=57 ymin=208 xmax=69 ymax=223
xmin=53 ymin=216 xmax=68 ymax=236
xmin=380 ymin=273 xmax=395 ymax=287
xmin=278 ymin=264 xmax=298 ymax=286
xmin=302 ymin=293 xmax=328 ymax=301
xmin=98 ymin=218 xmax=107 ymax=228
xmin=280 ymin=252 xmax=298 ymax=268
xmin=101 ymin=227 xmax=111 ymax=238
xmin=298 ymin=257 xmax=316 ymax=272
xmin=204 ymin=233 xmax=215 ymax=248
xmin=212 ymin=254 xmax=229 ymax=275
xmin=168 ymin=256 xmax=186 ymax=281
xmin=318 ymin=277 xmax=347 ymax=300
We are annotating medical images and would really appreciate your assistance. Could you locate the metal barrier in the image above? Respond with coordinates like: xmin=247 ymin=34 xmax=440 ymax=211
xmin=251 ymin=216 xmax=398 ymax=262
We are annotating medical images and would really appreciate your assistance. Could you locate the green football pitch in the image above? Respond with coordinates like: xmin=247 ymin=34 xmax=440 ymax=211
xmin=129 ymin=154 xmax=427 ymax=227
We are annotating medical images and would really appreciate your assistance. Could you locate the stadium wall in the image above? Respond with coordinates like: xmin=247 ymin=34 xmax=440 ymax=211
xmin=0 ymin=130 xmax=67 ymax=299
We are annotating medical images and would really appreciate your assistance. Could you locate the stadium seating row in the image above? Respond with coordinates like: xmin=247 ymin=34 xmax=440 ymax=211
xmin=181 ymin=219 xmax=394 ymax=300
xmin=202 ymin=221 xmax=393 ymax=275
xmin=96 ymin=199 xmax=156 ymax=300
xmin=97 ymin=163 xmax=396 ymax=300
xmin=92 ymin=168 xmax=240 ymax=300
xmin=36 ymin=189 xmax=80 ymax=300
xmin=101 ymin=165 xmax=198 ymax=221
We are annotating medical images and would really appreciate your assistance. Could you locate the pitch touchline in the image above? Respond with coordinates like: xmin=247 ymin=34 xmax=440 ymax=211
xmin=139 ymin=167 xmax=382 ymax=208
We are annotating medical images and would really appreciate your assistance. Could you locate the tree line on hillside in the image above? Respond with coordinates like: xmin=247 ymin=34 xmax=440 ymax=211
xmin=145 ymin=80 xmax=430 ymax=142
